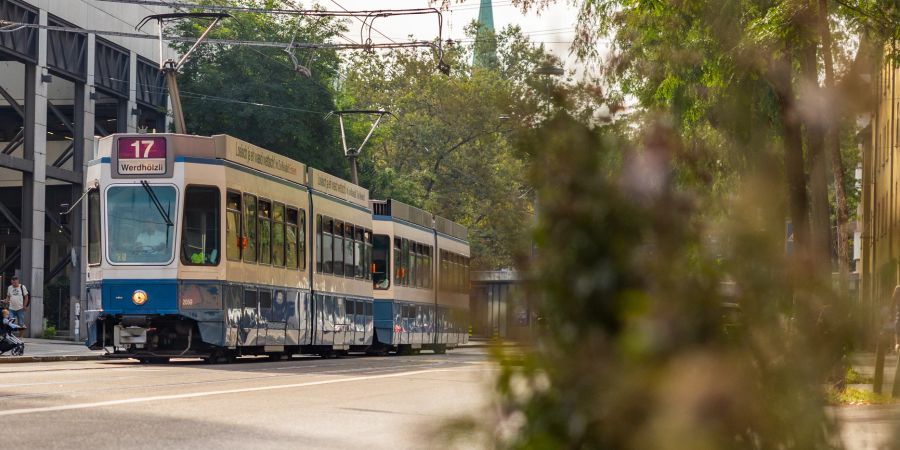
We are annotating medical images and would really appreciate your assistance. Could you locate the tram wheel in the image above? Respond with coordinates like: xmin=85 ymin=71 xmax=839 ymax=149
xmin=433 ymin=345 xmax=447 ymax=355
xmin=266 ymin=352 xmax=284 ymax=361
xmin=149 ymin=357 xmax=170 ymax=364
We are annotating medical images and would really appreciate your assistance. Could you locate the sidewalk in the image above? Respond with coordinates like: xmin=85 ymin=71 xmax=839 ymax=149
xmin=0 ymin=337 xmax=104 ymax=363
xmin=839 ymin=353 xmax=900 ymax=450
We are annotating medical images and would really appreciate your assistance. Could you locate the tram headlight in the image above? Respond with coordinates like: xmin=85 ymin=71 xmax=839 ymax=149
xmin=132 ymin=290 xmax=148 ymax=306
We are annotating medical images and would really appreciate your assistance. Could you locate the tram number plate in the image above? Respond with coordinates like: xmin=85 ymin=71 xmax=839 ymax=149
xmin=117 ymin=137 xmax=167 ymax=175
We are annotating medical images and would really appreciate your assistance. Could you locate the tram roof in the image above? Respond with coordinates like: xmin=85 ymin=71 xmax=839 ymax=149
xmin=370 ymin=198 xmax=468 ymax=241
xmin=97 ymin=133 xmax=369 ymax=208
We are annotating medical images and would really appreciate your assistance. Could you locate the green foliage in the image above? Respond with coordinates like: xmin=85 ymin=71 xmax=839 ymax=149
xmin=42 ymin=326 xmax=56 ymax=340
xmin=844 ymin=366 xmax=873 ymax=385
xmin=826 ymin=387 xmax=890 ymax=405
xmin=340 ymin=26 xmax=569 ymax=269
xmin=173 ymin=0 xmax=348 ymax=174
xmin=447 ymin=109 xmax=856 ymax=449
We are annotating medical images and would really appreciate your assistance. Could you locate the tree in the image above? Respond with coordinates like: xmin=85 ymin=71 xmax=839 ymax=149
xmin=339 ymin=26 xmax=569 ymax=269
xmin=173 ymin=0 xmax=349 ymax=174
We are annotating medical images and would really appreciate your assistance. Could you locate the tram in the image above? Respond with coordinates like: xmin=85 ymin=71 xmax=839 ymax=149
xmin=82 ymin=133 xmax=469 ymax=362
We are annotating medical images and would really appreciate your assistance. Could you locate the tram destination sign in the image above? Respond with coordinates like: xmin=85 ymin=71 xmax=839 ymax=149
xmin=116 ymin=137 xmax=167 ymax=175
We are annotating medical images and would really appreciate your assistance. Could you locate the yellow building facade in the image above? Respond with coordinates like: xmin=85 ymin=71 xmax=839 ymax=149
xmin=862 ymin=55 xmax=900 ymax=312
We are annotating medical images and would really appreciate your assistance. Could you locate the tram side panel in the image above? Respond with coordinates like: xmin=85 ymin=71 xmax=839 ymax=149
xmin=220 ymin=164 xmax=312 ymax=354
xmin=371 ymin=217 xmax=438 ymax=350
xmin=435 ymin=233 xmax=471 ymax=348
xmin=309 ymin=192 xmax=374 ymax=352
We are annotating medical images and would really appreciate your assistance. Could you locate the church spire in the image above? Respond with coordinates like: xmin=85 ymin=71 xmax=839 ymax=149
xmin=473 ymin=0 xmax=498 ymax=69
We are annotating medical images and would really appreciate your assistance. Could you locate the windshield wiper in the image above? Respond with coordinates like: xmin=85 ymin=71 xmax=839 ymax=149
xmin=141 ymin=180 xmax=174 ymax=227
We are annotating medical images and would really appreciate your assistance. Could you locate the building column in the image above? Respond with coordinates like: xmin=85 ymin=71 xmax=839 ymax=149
xmin=21 ymin=10 xmax=48 ymax=337
xmin=71 ymin=33 xmax=96 ymax=340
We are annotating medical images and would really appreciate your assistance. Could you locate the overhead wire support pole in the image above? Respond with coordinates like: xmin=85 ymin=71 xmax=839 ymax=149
xmin=326 ymin=110 xmax=393 ymax=185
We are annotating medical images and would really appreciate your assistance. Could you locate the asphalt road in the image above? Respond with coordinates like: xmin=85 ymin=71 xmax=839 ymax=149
xmin=0 ymin=348 xmax=494 ymax=450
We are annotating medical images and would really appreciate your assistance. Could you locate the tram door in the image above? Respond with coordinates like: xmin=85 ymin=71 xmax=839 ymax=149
xmin=334 ymin=297 xmax=347 ymax=346
xmin=241 ymin=289 xmax=259 ymax=347
xmin=257 ymin=289 xmax=270 ymax=346
xmin=266 ymin=289 xmax=287 ymax=346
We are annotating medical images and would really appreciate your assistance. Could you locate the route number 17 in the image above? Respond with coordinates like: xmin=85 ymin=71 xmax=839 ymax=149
xmin=130 ymin=140 xmax=155 ymax=158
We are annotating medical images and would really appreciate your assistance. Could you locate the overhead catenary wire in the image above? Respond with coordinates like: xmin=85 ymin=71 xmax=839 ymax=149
xmin=0 ymin=19 xmax=442 ymax=51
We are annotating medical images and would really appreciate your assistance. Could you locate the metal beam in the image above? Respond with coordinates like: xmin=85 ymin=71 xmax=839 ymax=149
xmin=0 ymin=198 xmax=21 ymax=233
xmin=0 ymin=247 xmax=21 ymax=275
xmin=45 ymin=166 xmax=81 ymax=185
xmin=95 ymin=120 xmax=109 ymax=137
xmin=2 ymin=129 xmax=24 ymax=155
xmin=47 ymin=101 xmax=75 ymax=134
xmin=0 ymin=153 xmax=34 ymax=173
xmin=0 ymin=84 xmax=24 ymax=119
xmin=51 ymin=141 xmax=74 ymax=167
xmin=44 ymin=255 xmax=70 ymax=284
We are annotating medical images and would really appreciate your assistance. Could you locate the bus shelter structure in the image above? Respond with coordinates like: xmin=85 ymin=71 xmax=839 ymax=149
xmin=0 ymin=0 xmax=169 ymax=337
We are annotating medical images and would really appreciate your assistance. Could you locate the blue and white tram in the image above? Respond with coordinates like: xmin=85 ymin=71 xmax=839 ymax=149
xmin=83 ymin=133 xmax=467 ymax=362
xmin=370 ymin=200 xmax=470 ymax=354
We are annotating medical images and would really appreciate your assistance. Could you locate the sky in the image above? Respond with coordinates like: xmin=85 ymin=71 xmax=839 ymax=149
xmin=323 ymin=0 xmax=582 ymax=73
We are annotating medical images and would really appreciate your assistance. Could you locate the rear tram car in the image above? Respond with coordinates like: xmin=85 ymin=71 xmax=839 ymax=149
xmin=83 ymin=133 xmax=468 ymax=362
xmin=370 ymin=200 xmax=470 ymax=354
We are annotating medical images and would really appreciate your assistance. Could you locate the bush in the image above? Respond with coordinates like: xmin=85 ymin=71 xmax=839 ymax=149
xmin=447 ymin=114 xmax=855 ymax=449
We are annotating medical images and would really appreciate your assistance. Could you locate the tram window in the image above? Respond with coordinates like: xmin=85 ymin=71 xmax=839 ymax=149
xmin=298 ymin=210 xmax=306 ymax=270
xmin=458 ymin=255 xmax=463 ymax=291
xmin=297 ymin=209 xmax=306 ymax=270
xmin=439 ymin=250 xmax=446 ymax=291
xmin=344 ymin=224 xmax=354 ymax=277
xmin=334 ymin=220 xmax=345 ymax=276
xmin=364 ymin=230 xmax=373 ymax=281
xmin=243 ymin=194 xmax=257 ymax=263
xmin=365 ymin=301 xmax=373 ymax=316
xmin=181 ymin=186 xmax=220 ymax=266
xmin=409 ymin=242 xmax=417 ymax=289
xmin=393 ymin=238 xmax=402 ymax=286
xmin=416 ymin=244 xmax=425 ymax=288
xmin=402 ymin=238 xmax=410 ymax=286
xmin=272 ymin=202 xmax=285 ymax=267
xmin=425 ymin=246 xmax=432 ymax=289
xmin=373 ymin=234 xmax=390 ymax=290
xmin=464 ymin=256 xmax=470 ymax=289
xmin=410 ymin=243 xmax=418 ymax=288
xmin=243 ymin=289 xmax=257 ymax=310
xmin=322 ymin=216 xmax=333 ymax=274
xmin=316 ymin=215 xmax=323 ymax=273
xmin=420 ymin=245 xmax=427 ymax=288
xmin=226 ymin=191 xmax=242 ymax=262
xmin=107 ymin=185 xmax=176 ymax=264
xmin=258 ymin=199 xmax=272 ymax=265
xmin=259 ymin=290 xmax=272 ymax=309
xmin=453 ymin=254 xmax=460 ymax=292
xmin=346 ymin=300 xmax=355 ymax=316
xmin=286 ymin=207 xmax=298 ymax=269
xmin=88 ymin=189 xmax=101 ymax=265
xmin=354 ymin=227 xmax=364 ymax=279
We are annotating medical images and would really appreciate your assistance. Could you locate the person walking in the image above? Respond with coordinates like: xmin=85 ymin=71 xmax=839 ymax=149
xmin=5 ymin=276 xmax=28 ymax=338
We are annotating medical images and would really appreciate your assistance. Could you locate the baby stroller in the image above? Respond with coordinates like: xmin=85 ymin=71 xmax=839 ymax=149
xmin=0 ymin=320 xmax=24 ymax=356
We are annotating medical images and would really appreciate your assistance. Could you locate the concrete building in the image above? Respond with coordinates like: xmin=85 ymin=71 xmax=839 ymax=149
xmin=0 ymin=0 xmax=172 ymax=337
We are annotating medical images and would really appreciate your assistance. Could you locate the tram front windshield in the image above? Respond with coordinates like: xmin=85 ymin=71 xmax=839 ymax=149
xmin=107 ymin=185 xmax=176 ymax=264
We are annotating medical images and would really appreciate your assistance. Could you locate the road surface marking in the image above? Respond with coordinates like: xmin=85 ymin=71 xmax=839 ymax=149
xmin=0 ymin=367 xmax=481 ymax=417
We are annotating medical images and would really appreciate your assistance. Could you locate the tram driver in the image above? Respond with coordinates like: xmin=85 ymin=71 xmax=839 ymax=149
xmin=134 ymin=220 xmax=167 ymax=254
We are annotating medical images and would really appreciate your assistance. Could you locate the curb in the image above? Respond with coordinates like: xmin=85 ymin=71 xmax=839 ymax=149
xmin=459 ymin=343 xmax=523 ymax=349
xmin=0 ymin=354 xmax=105 ymax=363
